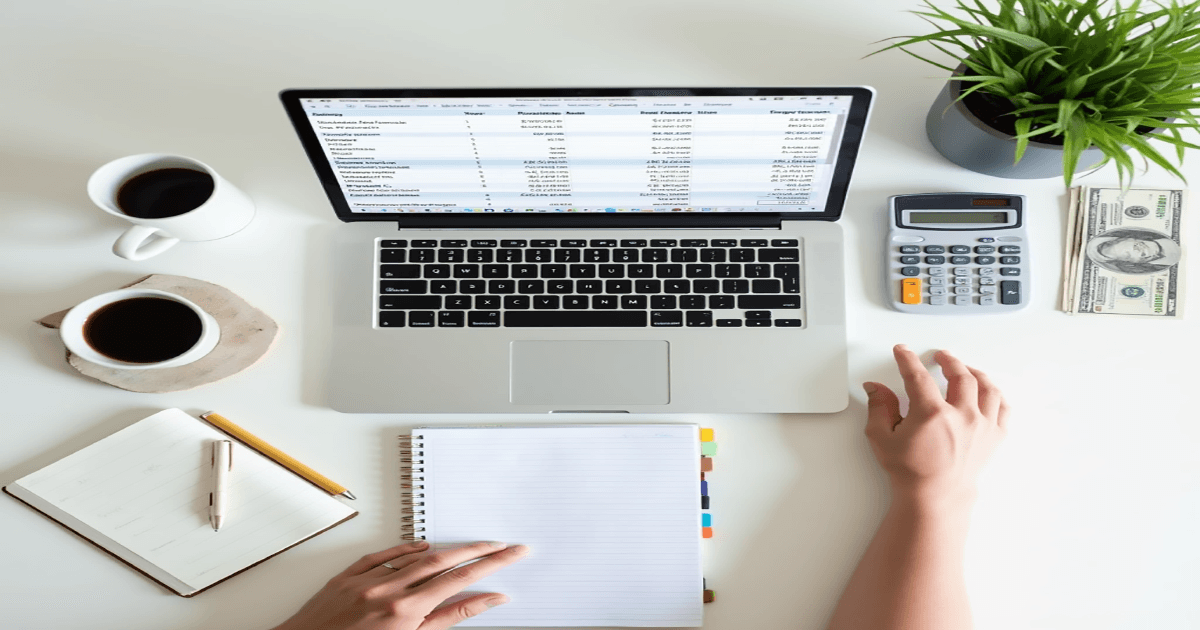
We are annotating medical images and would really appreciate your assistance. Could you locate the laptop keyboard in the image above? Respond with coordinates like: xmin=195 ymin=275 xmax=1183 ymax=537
xmin=377 ymin=238 xmax=803 ymax=328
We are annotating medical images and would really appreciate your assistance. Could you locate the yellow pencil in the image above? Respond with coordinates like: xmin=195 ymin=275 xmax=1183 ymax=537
xmin=200 ymin=411 xmax=356 ymax=500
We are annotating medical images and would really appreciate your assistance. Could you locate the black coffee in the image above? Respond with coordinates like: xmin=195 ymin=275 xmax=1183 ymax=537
xmin=83 ymin=297 xmax=204 ymax=364
xmin=116 ymin=168 xmax=214 ymax=219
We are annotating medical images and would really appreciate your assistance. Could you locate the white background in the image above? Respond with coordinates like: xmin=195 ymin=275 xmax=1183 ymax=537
xmin=1 ymin=1 xmax=1197 ymax=629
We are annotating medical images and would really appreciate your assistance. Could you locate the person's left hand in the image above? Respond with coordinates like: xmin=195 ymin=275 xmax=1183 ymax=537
xmin=272 ymin=540 xmax=529 ymax=630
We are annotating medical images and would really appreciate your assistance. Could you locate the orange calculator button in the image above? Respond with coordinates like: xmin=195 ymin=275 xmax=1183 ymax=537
xmin=901 ymin=278 xmax=922 ymax=304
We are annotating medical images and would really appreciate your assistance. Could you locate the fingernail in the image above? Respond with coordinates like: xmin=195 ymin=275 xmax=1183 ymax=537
xmin=510 ymin=544 xmax=530 ymax=555
xmin=895 ymin=343 xmax=909 ymax=351
xmin=862 ymin=383 xmax=877 ymax=395
xmin=413 ymin=540 xmax=429 ymax=548
xmin=488 ymin=541 xmax=507 ymax=549
xmin=487 ymin=595 xmax=510 ymax=607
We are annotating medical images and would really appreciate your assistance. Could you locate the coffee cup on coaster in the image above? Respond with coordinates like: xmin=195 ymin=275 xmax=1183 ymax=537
xmin=87 ymin=154 xmax=255 ymax=261
xmin=59 ymin=288 xmax=220 ymax=370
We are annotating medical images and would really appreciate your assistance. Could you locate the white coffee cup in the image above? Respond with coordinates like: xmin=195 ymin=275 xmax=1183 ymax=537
xmin=87 ymin=154 xmax=255 ymax=261
xmin=60 ymin=289 xmax=221 ymax=370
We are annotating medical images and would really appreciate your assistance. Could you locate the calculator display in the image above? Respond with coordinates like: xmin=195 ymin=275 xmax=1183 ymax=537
xmin=908 ymin=211 xmax=1008 ymax=224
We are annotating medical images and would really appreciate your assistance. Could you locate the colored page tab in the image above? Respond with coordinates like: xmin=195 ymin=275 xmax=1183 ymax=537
xmin=702 ymin=513 xmax=711 ymax=527
xmin=700 ymin=480 xmax=707 ymax=496
xmin=699 ymin=428 xmax=714 ymax=442
xmin=700 ymin=457 xmax=713 ymax=472
xmin=702 ymin=527 xmax=713 ymax=539
xmin=701 ymin=442 xmax=717 ymax=456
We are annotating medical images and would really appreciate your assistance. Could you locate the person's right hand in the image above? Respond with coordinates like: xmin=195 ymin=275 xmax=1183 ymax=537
xmin=272 ymin=540 xmax=529 ymax=630
xmin=862 ymin=345 xmax=1008 ymax=506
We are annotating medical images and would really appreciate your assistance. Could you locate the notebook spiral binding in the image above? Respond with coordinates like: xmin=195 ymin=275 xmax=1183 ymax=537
xmin=398 ymin=434 xmax=426 ymax=541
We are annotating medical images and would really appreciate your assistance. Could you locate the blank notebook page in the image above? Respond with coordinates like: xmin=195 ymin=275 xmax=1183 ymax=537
xmin=416 ymin=425 xmax=702 ymax=627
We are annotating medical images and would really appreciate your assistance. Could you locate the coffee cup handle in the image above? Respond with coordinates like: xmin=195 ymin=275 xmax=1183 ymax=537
xmin=113 ymin=225 xmax=181 ymax=261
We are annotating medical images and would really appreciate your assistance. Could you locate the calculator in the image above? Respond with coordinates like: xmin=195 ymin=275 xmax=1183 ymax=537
xmin=888 ymin=193 xmax=1029 ymax=313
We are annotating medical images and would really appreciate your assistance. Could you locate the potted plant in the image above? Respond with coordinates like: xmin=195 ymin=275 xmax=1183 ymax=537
xmin=874 ymin=0 xmax=1200 ymax=186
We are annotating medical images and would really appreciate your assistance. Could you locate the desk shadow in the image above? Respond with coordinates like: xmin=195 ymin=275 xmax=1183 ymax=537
xmin=0 ymin=272 xmax=144 ymax=380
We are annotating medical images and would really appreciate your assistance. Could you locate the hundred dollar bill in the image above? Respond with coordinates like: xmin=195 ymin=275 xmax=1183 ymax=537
xmin=1061 ymin=187 xmax=1081 ymax=311
xmin=1070 ymin=187 xmax=1186 ymax=317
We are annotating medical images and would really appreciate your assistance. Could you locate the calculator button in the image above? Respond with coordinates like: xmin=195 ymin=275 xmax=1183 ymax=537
xmin=975 ymin=256 xmax=996 ymax=265
xmin=974 ymin=246 xmax=995 ymax=254
xmin=977 ymin=237 xmax=995 ymax=243
xmin=999 ymin=256 xmax=1021 ymax=264
xmin=900 ymin=255 xmax=920 ymax=264
xmin=925 ymin=255 xmax=945 ymax=265
xmin=979 ymin=295 xmax=996 ymax=306
xmin=954 ymin=277 xmax=971 ymax=286
xmin=979 ymin=268 xmax=995 ymax=276
xmin=924 ymin=245 xmax=946 ymax=254
xmin=953 ymin=267 xmax=970 ymax=276
xmin=1000 ymin=280 xmax=1021 ymax=304
xmin=929 ymin=276 xmax=945 ymax=285
xmin=900 ymin=266 xmax=920 ymax=277
xmin=954 ymin=286 xmax=971 ymax=295
xmin=901 ymin=278 xmax=921 ymax=304
xmin=929 ymin=295 xmax=947 ymax=305
xmin=979 ymin=286 xmax=997 ymax=294
xmin=929 ymin=267 xmax=946 ymax=276
xmin=929 ymin=286 xmax=947 ymax=295
xmin=893 ymin=236 xmax=925 ymax=243
xmin=980 ymin=277 xmax=996 ymax=285
xmin=954 ymin=296 xmax=972 ymax=305
xmin=998 ymin=246 xmax=1021 ymax=254
xmin=1000 ymin=267 xmax=1021 ymax=276
xmin=997 ymin=236 xmax=1022 ymax=242
xmin=899 ymin=245 xmax=920 ymax=254
xmin=949 ymin=256 xmax=971 ymax=265
xmin=950 ymin=245 xmax=971 ymax=254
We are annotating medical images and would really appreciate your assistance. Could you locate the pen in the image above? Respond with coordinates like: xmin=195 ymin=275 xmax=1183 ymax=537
xmin=211 ymin=440 xmax=232 ymax=531
xmin=200 ymin=411 xmax=356 ymax=500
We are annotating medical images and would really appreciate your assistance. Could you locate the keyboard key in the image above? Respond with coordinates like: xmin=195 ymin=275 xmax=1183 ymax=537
xmin=541 ymin=265 xmax=567 ymax=278
xmin=563 ymin=295 xmax=589 ymax=309
xmin=738 ymin=295 xmax=801 ymax=309
xmin=693 ymin=279 xmax=719 ymax=293
xmin=686 ymin=264 xmax=712 ymax=278
xmin=471 ymin=240 xmax=497 ymax=248
xmin=745 ymin=264 xmax=769 ymax=278
xmin=584 ymin=249 xmax=610 ymax=263
xmin=531 ymin=239 xmax=557 ymax=247
xmin=380 ymin=264 xmax=420 ymax=278
xmin=715 ymin=264 xmax=740 ymax=278
xmin=953 ymin=267 xmax=971 ymax=276
xmin=773 ymin=264 xmax=799 ymax=293
xmin=923 ymin=245 xmax=945 ymax=254
xmin=671 ymin=249 xmax=698 ymax=262
xmin=1000 ymin=267 xmax=1020 ymax=276
xmin=651 ymin=310 xmax=684 ymax=326
xmin=771 ymin=239 xmax=799 ymax=247
xmin=512 ymin=264 xmax=537 ymax=278
xmin=709 ymin=295 xmax=734 ymax=309
xmin=381 ymin=249 xmax=407 ymax=263
xmin=620 ymin=239 xmax=647 ymax=247
xmin=410 ymin=249 xmax=435 ymax=263
xmin=468 ymin=311 xmax=500 ymax=327
xmin=621 ymin=295 xmax=647 ymax=309
xmin=635 ymin=279 xmax=661 ymax=293
xmin=423 ymin=265 xmax=450 ymax=278
xmin=651 ymin=295 xmax=677 ymax=309
xmin=561 ymin=239 xmax=586 ymax=247
xmin=569 ymin=264 xmax=596 ymax=278
xmin=899 ymin=245 xmax=920 ymax=254
xmin=504 ymin=295 xmax=530 ymax=309
xmin=759 ymin=249 xmax=800 ymax=262
xmin=613 ymin=249 xmax=639 ymax=263
xmin=430 ymin=280 xmax=457 ymax=294
xmin=380 ymin=280 xmax=427 ymax=294
xmin=488 ymin=280 xmax=515 ymax=294
xmin=440 ymin=240 xmax=467 ymax=248
xmin=900 ymin=266 xmax=920 ymax=277
xmin=680 ymin=295 xmax=706 ymax=309
xmin=444 ymin=295 xmax=471 ymax=309
xmin=628 ymin=264 xmax=653 ymax=277
xmin=554 ymin=249 xmax=582 ymax=263
xmin=656 ymin=264 xmax=683 ymax=278
xmin=998 ymin=245 xmax=1021 ymax=254
xmin=643 ymin=249 xmax=668 ymax=262
xmin=606 ymin=280 xmax=632 ymax=293
xmin=534 ymin=295 xmax=560 ymax=309
xmin=412 ymin=240 xmax=437 ymax=248
xmin=746 ymin=318 xmax=772 ymax=327
xmin=504 ymin=311 xmax=648 ymax=327
xmin=700 ymin=248 xmax=726 ymax=262
xmin=589 ymin=239 xmax=617 ymax=247
xmin=975 ymin=256 xmax=996 ymax=265
xmin=730 ymin=249 xmax=755 ymax=262
xmin=599 ymin=264 xmax=624 ymax=278
xmin=453 ymin=264 xmax=479 ymax=278
xmin=999 ymin=256 xmax=1020 ymax=264
xmin=497 ymin=249 xmax=522 ymax=262
xmin=500 ymin=239 xmax=527 ymax=247
xmin=949 ymin=256 xmax=970 ymax=265
xmin=900 ymin=255 xmax=920 ymax=264
xmin=711 ymin=239 xmax=737 ymax=247
xmin=752 ymin=279 xmax=782 ymax=293
xmin=686 ymin=310 xmax=713 ymax=326
xmin=681 ymin=239 xmax=708 ymax=247
xmin=460 ymin=280 xmax=485 ymax=294
xmin=437 ymin=311 xmax=464 ymax=327
xmin=408 ymin=311 xmax=435 ymax=327
xmin=437 ymin=249 xmax=464 ymax=263
xmin=467 ymin=249 xmax=493 ymax=263
xmin=974 ymin=245 xmax=995 ymax=254
xmin=722 ymin=279 xmax=749 ymax=293
xmin=716 ymin=319 xmax=742 ymax=327
xmin=775 ymin=319 xmax=803 ymax=327
xmin=378 ymin=311 xmax=405 ymax=327
xmin=745 ymin=310 xmax=771 ymax=319
xmin=474 ymin=295 xmax=500 ymax=309
xmin=577 ymin=279 xmax=603 ymax=293
xmin=380 ymin=295 xmax=441 ymax=310
xmin=592 ymin=295 xmax=619 ymax=309
xmin=547 ymin=280 xmax=574 ymax=294
xmin=950 ymin=245 xmax=970 ymax=254
xmin=664 ymin=280 xmax=690 ymax=293
xmin=518 ymin=280 xmax=544 ymax=294
xmin=527 ymin=249 xmax=551 ymax=263
xmin=740 ymin=239 xmax=768 ymax=247
xmin=925 ymin=255 xmax=945 ymax=265
xmin=651 ymin=239 xmax=677 ymax=247
xmin=483 ymin=264 xmax=509 ymax=278
xmin=381 ymin=239 xmax=408 ymax=248
xmin=1000 ymin=280 xmax=1021 ymax=304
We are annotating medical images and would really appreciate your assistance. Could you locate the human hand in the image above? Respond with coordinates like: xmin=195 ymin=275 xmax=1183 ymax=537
xmin=272 ymin=540 xmax=529 ymax=630
xmin=863 ymin=345 xmax=1008 ymax=507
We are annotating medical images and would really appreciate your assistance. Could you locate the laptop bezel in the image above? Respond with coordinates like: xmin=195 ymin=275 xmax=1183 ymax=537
xmin=279 ymin=87 xmax=873 ymax=228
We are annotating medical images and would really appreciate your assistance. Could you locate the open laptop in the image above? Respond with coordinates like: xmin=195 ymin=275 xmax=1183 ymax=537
xmin=280 ymin=87 xmax=873 ymax=413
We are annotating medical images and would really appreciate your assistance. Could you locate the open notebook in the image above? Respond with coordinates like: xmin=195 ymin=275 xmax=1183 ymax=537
xmin=3 ymin=408 xmax=357 ymax=597
xmin=402 ymin=425 xmax=704 ymax=627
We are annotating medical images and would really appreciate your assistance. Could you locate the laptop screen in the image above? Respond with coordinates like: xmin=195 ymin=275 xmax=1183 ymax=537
xmin=281 ymin=88 xmax=873 ymax=224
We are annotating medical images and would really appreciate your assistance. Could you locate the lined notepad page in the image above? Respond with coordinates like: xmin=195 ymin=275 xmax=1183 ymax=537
xmin=9 ymin=409 xmax=356 ymax=595
xmin=418 ymin=425 xmax=702 ymax=627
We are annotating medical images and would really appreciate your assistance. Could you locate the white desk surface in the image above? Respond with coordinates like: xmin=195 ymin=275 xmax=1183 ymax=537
xmin=2 ymin=1 xmax=1197 ymax=628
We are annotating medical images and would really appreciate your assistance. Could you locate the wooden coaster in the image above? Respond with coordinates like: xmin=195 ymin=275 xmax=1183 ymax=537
xmin=37 ymin=274 xmax=279 ymax=393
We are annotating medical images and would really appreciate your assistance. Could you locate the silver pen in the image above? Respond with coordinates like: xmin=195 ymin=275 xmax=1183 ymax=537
xmin=210 ymin=440 xmax=233 ymax=531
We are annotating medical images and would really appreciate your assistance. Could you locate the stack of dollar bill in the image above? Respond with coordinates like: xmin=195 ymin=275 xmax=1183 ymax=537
xmin=1062 ymin=187 xmax=1186 ymax=317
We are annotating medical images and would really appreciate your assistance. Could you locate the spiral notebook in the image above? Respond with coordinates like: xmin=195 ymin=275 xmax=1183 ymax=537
xmin=3 ymin=408 xmax=358 ymax=597
xmin=401 ymin=424 xmax=705 ymax=627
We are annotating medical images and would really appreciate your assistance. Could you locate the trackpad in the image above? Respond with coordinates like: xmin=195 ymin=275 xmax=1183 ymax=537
xmin=510 ymin=340 xmax=669 ymax=406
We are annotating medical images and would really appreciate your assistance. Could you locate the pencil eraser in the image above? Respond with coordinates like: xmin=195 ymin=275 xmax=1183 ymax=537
xmin=702 ymin=526 xmax=713 ymax=538
xmin=702 ymin=513 xmax=711 ymax=527
xmin=701 ymin=495 xmax=710 ymax=509
xmin=700 ymin=428 xmax=714 ymax=442
xmin=701 ymin=480 xmax=708 ymax=496
xmin=700 ymin=457 xmax=713 ymax=472
xmin=701 ymin=442 xmax=717 ymax=456
xmin=704 ymin=589 xmax=716 ymax=603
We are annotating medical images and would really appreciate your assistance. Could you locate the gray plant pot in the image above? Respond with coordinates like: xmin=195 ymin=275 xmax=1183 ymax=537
xmin=925 ymin=77 xmax=1107 ymax=179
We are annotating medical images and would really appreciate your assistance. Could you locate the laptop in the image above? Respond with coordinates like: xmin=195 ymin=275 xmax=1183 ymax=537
xmin=280 ymin=87 xmax=874 ymax=413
